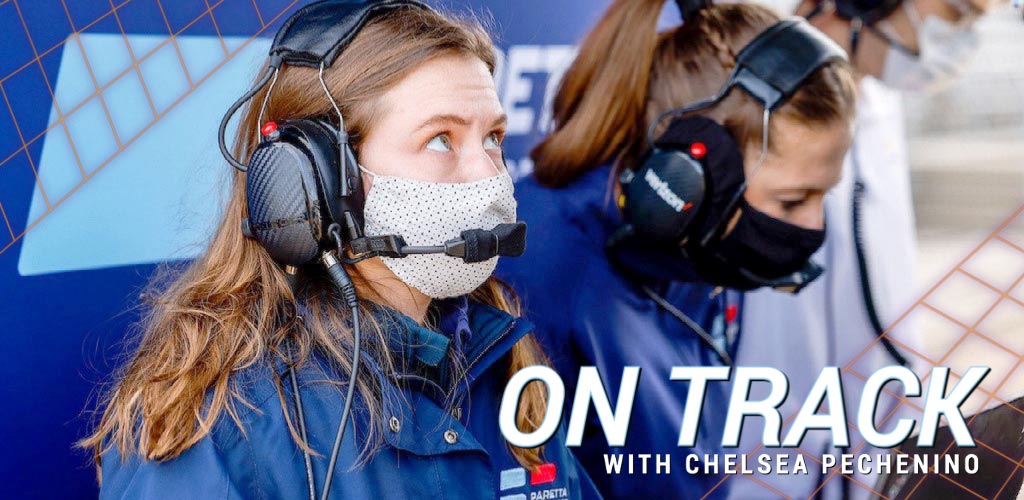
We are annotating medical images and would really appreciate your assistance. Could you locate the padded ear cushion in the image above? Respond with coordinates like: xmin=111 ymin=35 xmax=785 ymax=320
xmin=271 ymin=0 xmax=430 ymax=68
xmin=282 ymin=119 xmax=344 ymax=225
xmin=278 ymin=119 xmax=366 ymax=240
xmin=624 ymin=150 xmax=706 ymax=242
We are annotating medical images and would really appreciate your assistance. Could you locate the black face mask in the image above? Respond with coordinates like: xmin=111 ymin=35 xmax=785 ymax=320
xmin=685 ymin=198 xmax=825 ymax=290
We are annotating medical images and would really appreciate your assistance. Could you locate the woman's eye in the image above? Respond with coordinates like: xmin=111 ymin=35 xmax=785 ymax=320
xmin=426 ymin=134 xmax=452 ymax=152
xmin=484 ymin=132 xmax=502 ymax=150
xmin=781 ymin=199 xmax=805 ymax=211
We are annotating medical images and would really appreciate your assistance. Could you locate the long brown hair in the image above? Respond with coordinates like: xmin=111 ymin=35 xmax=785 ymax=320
xmin=532 ymin=0 xmax=856 ymax=186
xmin=79 ymin=6 xmax=550 ymax=478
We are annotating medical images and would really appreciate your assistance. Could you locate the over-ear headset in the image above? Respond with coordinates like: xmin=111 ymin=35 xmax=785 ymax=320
xmin=220 ymin=0 xmax=431 ymax=268
xmin=615 ymin=5 xmax=847 ymax=292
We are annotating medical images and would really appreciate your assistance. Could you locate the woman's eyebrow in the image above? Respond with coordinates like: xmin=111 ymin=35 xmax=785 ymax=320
xmin=413 ymin=113 xmax=508 ymax=133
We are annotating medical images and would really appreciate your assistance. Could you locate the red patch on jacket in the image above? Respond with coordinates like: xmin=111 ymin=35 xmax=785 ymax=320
xmin=530 ymin=463 xmax=557 ymax=485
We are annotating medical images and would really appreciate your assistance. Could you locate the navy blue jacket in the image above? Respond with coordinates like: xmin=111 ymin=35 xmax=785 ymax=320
xmin=100 ymin=298 xmax=601 ymax=500
xmin=498 ymin=165 xmax=738 ymax=499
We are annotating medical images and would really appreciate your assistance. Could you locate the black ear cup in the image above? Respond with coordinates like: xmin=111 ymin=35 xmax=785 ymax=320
xmin=620 ymin=115 xmax=746 ymax=246
xmin=244 ymin=118 xmax=363 ymax=266
xmin=246 ymin=134 xmax=324 ymax=266
xmin=622 ymin=149 xmax=706 ymax=243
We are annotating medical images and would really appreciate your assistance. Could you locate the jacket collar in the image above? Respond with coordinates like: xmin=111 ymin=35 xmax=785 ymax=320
xmin=377 ymin=296 xmax=532 ymax=385
xmin=377 ymin=297 xmax=534 ymax=457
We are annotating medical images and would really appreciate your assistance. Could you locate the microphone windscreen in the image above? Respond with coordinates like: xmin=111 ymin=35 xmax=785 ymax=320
xmin=492 ymin=222 xmax=527 ymax=257
xmin=459 ymin=222 xmax=527 ymax=263
xmin=461 ymin=228 xmax=497 ymax=263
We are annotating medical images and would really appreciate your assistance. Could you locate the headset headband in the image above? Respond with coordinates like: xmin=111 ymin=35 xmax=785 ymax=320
xmin=730 ymin=18 xmax=847 ymax=111
xmin=219 ymin=0 xmax=430 ymax=172
xmin=648 ymin=17 xmax=846 ymax=142
xmin=272 ymin=0 xmax=429 ymax=68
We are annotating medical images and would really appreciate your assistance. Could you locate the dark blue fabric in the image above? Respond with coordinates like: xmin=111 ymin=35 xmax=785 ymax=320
xmin=497 ymin=165 xmax=739 ymax=499
xmin=99 ymin=299 xmax=602 ymax=500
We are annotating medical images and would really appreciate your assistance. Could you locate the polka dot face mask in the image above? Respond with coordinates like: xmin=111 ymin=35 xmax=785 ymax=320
xmin=359 ymin=166 xmax=517 ymax=298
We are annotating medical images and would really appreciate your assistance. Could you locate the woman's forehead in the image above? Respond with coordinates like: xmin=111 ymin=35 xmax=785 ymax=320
xmin=380 ymin=55 xmax=502 ymax=122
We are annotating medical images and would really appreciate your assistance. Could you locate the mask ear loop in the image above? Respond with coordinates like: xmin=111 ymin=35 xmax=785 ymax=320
xmin=357 ymin=164 xmax=377 ymax=178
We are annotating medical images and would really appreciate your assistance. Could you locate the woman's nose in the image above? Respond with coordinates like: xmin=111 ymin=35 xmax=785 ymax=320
xmin=793 ymin=201 xmax=825 ymax=230
xmin=455 ymin=143 xmax=502 ymax=182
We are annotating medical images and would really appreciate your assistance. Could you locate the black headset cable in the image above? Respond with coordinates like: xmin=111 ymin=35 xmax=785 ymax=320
xmin=642 ymin=285 xmax=733 ymax=366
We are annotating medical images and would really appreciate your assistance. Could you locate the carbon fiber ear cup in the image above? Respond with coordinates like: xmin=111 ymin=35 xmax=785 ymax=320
xmin=622 ymin=150 xmax=706 ymax=242
xmin=243 ymin=118 xmax=359 ymax=266
xmin=246 ymin=136 xmax=324 ymax=266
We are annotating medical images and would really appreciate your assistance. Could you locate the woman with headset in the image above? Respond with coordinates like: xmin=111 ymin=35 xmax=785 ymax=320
xmin=497 ymin=0 xmax=857 ymax=498
xmin=80 ymin=2 xmax=597 ymax=499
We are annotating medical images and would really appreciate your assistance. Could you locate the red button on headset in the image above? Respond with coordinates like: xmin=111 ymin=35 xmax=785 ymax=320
xmin=689 ymin=142 xmax=707 ymax=159
xmin=261 ymin=121 xmax=278 ymax=136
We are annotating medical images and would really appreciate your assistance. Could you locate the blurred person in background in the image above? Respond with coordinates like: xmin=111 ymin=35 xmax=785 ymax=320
xmin=733 ymin=0 xmax=995 ymax=498
xmin=498 ymin=0 xmax=857 ymax=497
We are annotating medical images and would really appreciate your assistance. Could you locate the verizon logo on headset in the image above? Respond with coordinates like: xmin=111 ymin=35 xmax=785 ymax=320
xmin=644 ymin=169 xmax=693 ymax=212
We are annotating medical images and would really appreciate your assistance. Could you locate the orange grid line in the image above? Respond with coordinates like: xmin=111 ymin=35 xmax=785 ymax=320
xmin=991 ymin=460 xmax=1024 ymax=498
xmin=977 ymin=439 xmax=1024 ymax=471
xmin=250 ymin=0 xmax=265 ymax=28
xmin=697 ymin=204 xmax=1024 ymax=499
xmin=805 ymin=394 xmax=908 ymax=499
xmin=203 ymin=0 xmax=231 ymax=57
xmin=916 ymin=262 xmax=1024 ymax=361
xmin=0 ymin=0 xmax=299 ymax=258
xmin=154 ymin=0 xmax=196 ymax=88
xmin=958 ymin=267 xmax=1009 ymax=296
xmin=995 ymin=234 xmax=1024 ymax=255
xmin=12 ymin=0 xmax=89 ymax=180
xmin=901 ymin=358 xmax=1024 ymax=499
xmin=841 ymin=269 xmax=1024 ymax=415
xmin=837 ymin=312 xmax=1024 ymax=500
xmin=0 ymin=0 xmax=223 ymax=173
xmin=838 ymin=204 xmax=1024 ymax=375
xmin=69 ymin=33 xmax=124 ymax=148
xmin=0 ymin=82 xmax=50 ymax=210
xmin=938 ymin=473 xmax=991 ymax=500
xmin=699 ymin=410 xmax=811 ymax=499
xmin=107 ymin=0 xmax=160 ymax=120
xmin=0 ymin=0 xmax=135 ymax=87
xmin=737 ymin=474 xmax=796 ymax=500
xmin=830 ymin=357 xmax=1023 ymax=500
xmin=1007 ymin=292 xmax=1024 ymax=310
xmin=0 ymin=198 xmax=13 ymax=240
